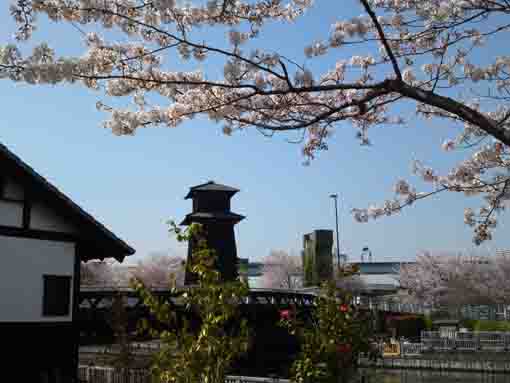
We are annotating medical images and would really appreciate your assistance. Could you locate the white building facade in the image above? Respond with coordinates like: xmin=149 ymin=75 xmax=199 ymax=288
xmin=0 ymin=143 xmax=134 ymax=382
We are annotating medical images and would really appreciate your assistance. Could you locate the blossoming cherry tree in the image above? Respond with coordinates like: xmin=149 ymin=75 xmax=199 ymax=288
xmin=2 ymin=0 xmax=510 ymax=243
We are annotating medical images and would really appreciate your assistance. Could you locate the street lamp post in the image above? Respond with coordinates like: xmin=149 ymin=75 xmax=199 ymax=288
xmin=329 ymin=193 xmax=341 ymax=267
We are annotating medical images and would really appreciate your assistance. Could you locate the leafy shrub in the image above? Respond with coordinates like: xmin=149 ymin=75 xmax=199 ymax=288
xmin=423 ymin=316 xmax=433 ymax=330
xmin=133 ymin=222 xmax=250 ymax=383
xmin=281 ymin=265 xmax=374 ymax=383
xmin=461 ymin=319 xmax=510 ymax=331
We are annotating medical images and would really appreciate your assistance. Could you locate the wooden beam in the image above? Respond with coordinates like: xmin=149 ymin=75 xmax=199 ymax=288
xmin=22 ymin=198 xmax=31 ymax=229
xmin=0 ymin=225 xmax=76 ymax=242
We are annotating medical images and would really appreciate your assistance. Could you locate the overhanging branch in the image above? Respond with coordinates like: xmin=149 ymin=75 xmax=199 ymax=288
xmin=359 ymin=0 xmax=402 ymax=80
xmin=389 ymin=80 xmax=510 ymax=146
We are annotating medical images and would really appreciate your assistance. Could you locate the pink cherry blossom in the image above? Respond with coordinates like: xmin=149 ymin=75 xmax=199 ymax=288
xmin=2 ymin=0 xmax=510 ymax=244
xmin=400 ymin=251 xmax=510 ymax=306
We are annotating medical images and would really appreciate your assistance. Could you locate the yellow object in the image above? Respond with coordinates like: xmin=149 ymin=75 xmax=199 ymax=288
xmin=382 ymin=342 xmax=400 ymax=357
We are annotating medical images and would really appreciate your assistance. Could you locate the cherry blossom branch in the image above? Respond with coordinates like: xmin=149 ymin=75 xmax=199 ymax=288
xmin=481 ymin=179 xmax=509 ymax=226
xmin=224 ymin=88 xmax=391 ymax=131
xmin=389 ymin=80 xmax=510 ymax=146
xmin=4 ymin=0 xmax=510 ymax=244
xmin=80 ymin=6 xmax=289 ymax=82
xmin=359 ymin=0 xmax=402 ymax=80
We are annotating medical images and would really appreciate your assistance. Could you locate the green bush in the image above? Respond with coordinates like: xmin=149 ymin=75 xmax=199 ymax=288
xmin=423 ymin=316 xmax=433 ymax=330
xmin=281 ymin=265 xmax=373 ymax=383
xmin=133 ymin=222 xmax=250 ymax=383
xmin=461 ymin=319 xmax=510 ymax=331
xmin=460 ymin=319 xmax=478 ymax=331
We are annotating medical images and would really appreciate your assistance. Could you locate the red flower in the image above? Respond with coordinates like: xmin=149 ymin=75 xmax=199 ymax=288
xmin=337 ymin=343 xmax=352 ymax=353
xmin=280 ymin=309 xmax=291 ymax=320
xmin=339 ymin=304 xmax=349 ymax=313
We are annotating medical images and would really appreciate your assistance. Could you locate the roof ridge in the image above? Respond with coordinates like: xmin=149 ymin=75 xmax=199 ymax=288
xmin=184 ymin=180 xmax=240 ymax=199
xmin=190 ymin=181 xmax=239 ymax=189
xmin=0 ymin=142 xmax=134 ymax=256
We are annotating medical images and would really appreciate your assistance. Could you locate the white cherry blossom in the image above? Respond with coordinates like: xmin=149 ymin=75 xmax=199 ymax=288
xmin=2 ymin=0 xmax=510 ymax=243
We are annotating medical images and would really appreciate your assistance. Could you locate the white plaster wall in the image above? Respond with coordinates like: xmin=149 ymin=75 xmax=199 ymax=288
xmin=30 ymin=201 xmax=77 ymax=234
xmin=0 ymin=236 xmax=75 ymax=322
xmin=3 ymin=177 xmax=24 ymax=200
xmin=0 ymin=200 xmax=23 ymax=227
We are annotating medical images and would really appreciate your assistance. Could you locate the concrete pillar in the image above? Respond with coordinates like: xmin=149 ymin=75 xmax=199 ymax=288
xmin=302 ymin=230 xmax=333 ymax=287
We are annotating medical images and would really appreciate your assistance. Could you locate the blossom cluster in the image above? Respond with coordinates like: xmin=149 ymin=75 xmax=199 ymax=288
xmin=2 ymin=0 xmax=510 ymax=243
xmin=353 ymin=139 xmax=509 ymax=244
xmin=260 ymin=250 xmax=302 ymax=290
xmin=400 ymin=251 xmax=510 ymax=306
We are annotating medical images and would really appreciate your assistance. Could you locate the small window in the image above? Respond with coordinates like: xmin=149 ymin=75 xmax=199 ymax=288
xmin=43 ymin=275 xmax=72 ymax=316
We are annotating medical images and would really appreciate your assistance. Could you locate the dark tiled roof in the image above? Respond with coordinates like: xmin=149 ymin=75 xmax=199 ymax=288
xmin=184 ymin=180 xmax=239 ymax=199
xmin=0 ymin=143 xmax=135 ymax=259
xmin=180 ymin=211 xmax=245 ymax=225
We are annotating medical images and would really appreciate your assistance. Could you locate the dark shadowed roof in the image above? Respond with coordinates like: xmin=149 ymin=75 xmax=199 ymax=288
xmin=184 ymin=180 xmax=239 ymax=199
xmin=0 ymin=143 xmax=135 ymax=261
xmin=180 ymin=211 xmax=245 ymax=225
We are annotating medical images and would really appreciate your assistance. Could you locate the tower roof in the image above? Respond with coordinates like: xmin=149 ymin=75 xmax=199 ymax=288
xmin=184 ymin=180 xmax=239 ymax=199
xmin=180 ymin=211 xmax=245 ymax=226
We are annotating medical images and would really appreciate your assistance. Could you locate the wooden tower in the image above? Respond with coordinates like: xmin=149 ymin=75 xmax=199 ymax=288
xmin=181 ymin=181 xmax=245 ymax=284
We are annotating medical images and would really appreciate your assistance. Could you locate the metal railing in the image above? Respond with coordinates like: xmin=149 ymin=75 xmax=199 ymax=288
xmin=79 ymin=367 xmax=289 ymax=383
xmin=79 ymin=366 xmax=150 ymax=383
xmin=397 ymin=331 xmax=510 ymax=356
xmin=399 ymin=342 xmax=423 ymax=356
xmin=225 ymin=376 xmax=290 ymax=383
xmin=81 ymin=285 xmax=510 ymax=320
xmin=372 ymin=331 xmax=510 ymax=358
xmin=80 ymin=342 xmax=162 ymax=356
xmin=358 ymin=297 xmax=510 ymax=320
xmin=359 ymin=298 xmax=431 ymax=315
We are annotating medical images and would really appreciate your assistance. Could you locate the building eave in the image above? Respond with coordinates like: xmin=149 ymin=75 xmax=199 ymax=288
xmin=0 ymin=143 xmax=135 ymax=259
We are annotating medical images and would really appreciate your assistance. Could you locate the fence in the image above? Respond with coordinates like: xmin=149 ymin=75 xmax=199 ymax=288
xmin=78 ymin=366 xmax=150 ymax=383
xmin=399 ymin=342 xmax=423 ymax=356
xmin=459 ymin=304 xmax=510 ymax=321
xmin=78 ymin=367 xmax=290 ymax=383
xmin=81 ymin=342 xmax=162 ymax=356
xmin=421 ymin=331 xmax=510 ymax=352
xmin=389 ymin=331 xmax=510 ymax=357
xmin=225 ymin=376 xmax=290 ymax=383
xmin=358 ymin=297 xmax=510 ymax=320
xmin=81 ymin=285 xmax=510 ymax=320
xmin=358 ymin=297 xmax=431 ymax=316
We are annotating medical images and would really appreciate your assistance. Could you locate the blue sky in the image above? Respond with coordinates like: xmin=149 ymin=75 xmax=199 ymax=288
xmin=1 ymin=1 xmax=509 ymax=264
